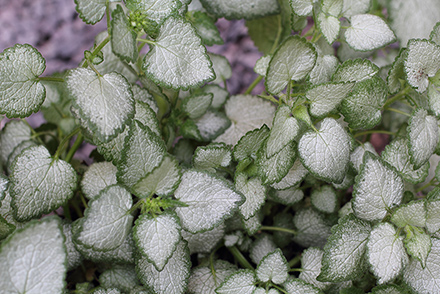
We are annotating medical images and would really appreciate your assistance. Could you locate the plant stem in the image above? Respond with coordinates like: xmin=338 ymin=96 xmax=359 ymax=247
xmin=288 ymin=255 xmax=302 ymax=268
xmin=271 ymin=284 xmax=289 ymax=294
xmin=228 ymin=246 xmax=254 ymax=270
xmin=65 ymin=133 xmax=84 ymax=163
xmin=260 ymin=226 xmax=297 ymax=235
xmin=53 ymin=127 xmax=81 ymax=160
xmin=385 ymin=107 xmax=411 ymax=117
xmin=353 ymin=130 xmax=395 ymax=138
xmin=38 ymin=76 xmax=65 ymax=83
xmin=63 ymin=203 xmax=71 ymax=221
xmin=137 ymin=38 xmax=156 ymax=45
xmin=244 ymin=76 xmax=263 ymax=94
xmin=416 ymin=177 xmax=438 ymax=193
xmin=383 ymin=85 xmax=412 ymax=108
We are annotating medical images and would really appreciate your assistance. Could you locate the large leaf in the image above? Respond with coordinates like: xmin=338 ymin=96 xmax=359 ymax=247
xmin=67 ymin=68 xmax=134 ymax=142
xmin=174 ymin=170 xmax=243 ymax=233
xmin=0 ymin=44 xmax=46 ymax=118
xmin=10 ymin=145 xmax=77 ymax=222
xmin=0 ymin=217 xmax=66 ymax=293
xmin=142 ymin=16 xmax=214 ymax=90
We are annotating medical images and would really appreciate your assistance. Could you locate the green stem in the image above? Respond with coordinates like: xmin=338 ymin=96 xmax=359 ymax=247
xmin=65 ymin=133 xmax=84 ymax=163
xmin=353 ymin=130 xmax=395 ymax=138
xmin=80 ymin=192 xmax=89 ymax=209
xmin=286 ymin=81 xmax=292 ymax=102
xmin=54 ymin=127 xmax=81 ymax=160
xmin=289 ymin=268 xmax=304 ymax=272
xmin=383 ymin=85 xmax=412 ymax=108
xmin=244 ymin=75 xmax=263 ymax=94
xmin=137 ymin=38 xmax=156 ymax=45
xmin=106 ymin=0 xmax=111 ymax=33
xmin=385 ymin=107 xmax=411 ymax=117
xmin=257 ymin=95 xmax=280 ymax=105
xmin=288 ymin=254 xmax=302 ymax=268
xmin=63 ymin=203 xmax=71 ymax=221
xmin=416 ymin=177 xmax=438 ymax=193
xmin=228 ymin=246 xmax=254 ymax=270
xmin=271 ymin=284 xmax=288 ymax=294
xmin=269 ymin=15 xmax=283 ymax=54
xmin=38 ymin=76 xmax=65 ymax=83
xmin=260 ymin=226 xmax=297 ymax=235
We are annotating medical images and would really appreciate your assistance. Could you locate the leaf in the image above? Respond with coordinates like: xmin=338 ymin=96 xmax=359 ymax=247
xmin=111 ymin=5 xmax=138 ymax=63
xmin=317 ymin=13 xmax=340 ymax=44
xmin=117 ymin=120 xmax=166 ymax=189
xmin=81 ymin=161 xmax=118 ymax=200
xmin=271 ymin=186 xmax=304 ymax=205
xmin=299 ymin=248 xmax=331 ymax=290
xmin=345 ymin=14 xmax=396 ymax=51
xmin=257 ymin=140 xmax=296 ymax=185
xmin=236 ymin=173 xmax=266 ymax=220
xmin=133 ymin=211 xmax=181 ymax=271
xmin=136 ymin=240 xmax=190 ymax=294
xmin=431 ymin=21 xmax=440 ymax=45
xmin=332 ymin=58 xmax=379 ymax=82
xmin=187 ymin=260 xmax=237 ymax=294
xmin=387 ymin=48 xmax=407 ymax=94
xmin=0 ymin=120 xmax=32 ymax=165
xmin=174 ymin=170 xmax=243 ymax=233
xmin=428 ymin=81 xmax=440 ymax=117
xmin=250 ymin=234 xmax=277 ymax=264
xmin=341 ymin=0 xmax=370 ymax=17
xmin=266 ymin=36 xmax=317 ymax=94
xmin=132 ymin=155 xmax=182 ymax=197
xmin=283 ymin=278 xmax=323 ymax=294
xmin=290 ymin=0 xmax=314 ymax=16
xmin=247 ymin=15 xmax=287 ymax=55
xmin=99 ymin=264 xmax=139 ymax=293
xmin=293 ymin=208 xmax=331 ymax=248
xmin=208 ymin=53 xmax=232 ymax=84
xmin=243 ymin=212 xmax=263 ymax=235
xmin=308 ymin=54 xmax=339 ymax=85
xmin=350 ymin=142 xmax=378 ymax=173
xmin=256 ymin=249 xmax=289 ymax=284
xmin=403 ymin=237 xmax=440 ymax=294
xmin=75 ymin=0 xmax=107 ymax=24
xmin=311 ymin=185 xmax=337 ymax=214
xmin=199 ymin=0 xmax=280 ymax=20
xmin=426 ymin=199 xmax=440 ymax=234
xmin=188 ymin=11 xmax=224 ymax=46
xmin=391 ymin=201 xmax=426 ymax=228
xmin=0 ymin=216 xmax=15 ymax=241
xmin=67 ymin=68 xmax=134 ymax=142
xmin=214 ymin=95 xmax=275 ymax=146
xmin=266 ymin=105 xmax=301 ymax=157
xmin=318 ymin=214 xmax=372 ymax=282
xmin=382 ymin=138 xmax=429 ymax=184
xmin=271 ymin=158 xmax=309 ymax=190
xmin=352 ymin=152 xmax=404 ymax=222
xmin=73 ymin=185 xmax=133 ymax=251
xmin=182 ymin=93 xmax=213 ymax=119
xmin=404 ymin=227 xmax=431 ymax=268
xmin=10 ymin=145 xmax=77 ymax=222
xmin=366 ymin=222 xmax=408 ymax=284
xmin=0 ymin=217 xmax=66 ymax=293
xmin=298 ymin=118 xmax=350 ymax=183
xmin=306 ymin=82 xmax=354 ymax=118
xmin=233 ymin=125 xmax=270 ymax=162
xmin=183 ymin=111 xmax=231 ymax=142
xmin=193 ymin=143 xmax=232 ymax=173
xmin=0 ymin=44 xmax=46 ymax=118
xmin=340 ymin=76 xmax=388 ymax=130
xmin=6 ymin=140 xmax=38 ymax=175
xmin=407 ymin=108 xmax=439 ymax=169
xmin=195 ymin=84 xmax=229 ymax=110
xmin=404 ymin=39 xmax=440 ymax=93
xmin=182 ymin=223 xmax=225 ymax=254
xmin=142 ymin=16 xmax=214 ymax=90
xmin=125 ymin=0 xmax=181 ymax=24
xmin=215 ymin=269 xmax=257 ymax=294
xmin=61 ymin=222 xmax=83 ymax=271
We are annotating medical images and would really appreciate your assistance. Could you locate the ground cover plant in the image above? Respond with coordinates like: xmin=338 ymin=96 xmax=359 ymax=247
xmin=1 ymin=0 xmax=440 ymax=293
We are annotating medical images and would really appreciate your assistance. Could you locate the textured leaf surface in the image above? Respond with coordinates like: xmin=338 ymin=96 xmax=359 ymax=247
xmin=266 ymin=36 xmax=317 ymax=94
xmin=67 ymin=68 xmax=134 ymax=142
xmin=0 ymin=120 xmax=32 ymax=165
xmin=366 ymin=222 xmax=408 ymax=284
xmin=111 ymin=5 xmax=138 ymax=62
xmin=257 ymin=141 xmax=296 ymax=185
xmin=299 ymin=248 xmax=331 ymax=290
xmin=233 ymin=125 xmax=270 ymax=161
xmin=216 ymin=269 xmax=257 ymax=294
xmin=266 ymin=105 xmax=300 ymax=157
xmin=193 ymin=144 xmax=232 ymax=173
xmin=136 ymin=240 xmax=190 ymax=294
xmin=318 ymin=214 xmax=372 ymax=282
xmin=271 ymin=159 xmax=308 ymax=190
xmin=74 ymin=185 xmax=133 ymax=251
xmin=75 ymin=0 xmax=106 ymax=24
xmin=405 ymin=228 xmax=431 ymax=267
xmin=215 ymin=95 xmax=275 ymax=146
xmin=0 ymin=44 xmax=46 ymax=118
xmin=271 ymin=186 xmax=304 ymax=205
xmin=0 ymin=217 xmax=66 ymax=293
xmin=408 ymin=108 xmax=439 ymax=169
xmin=290 ymin=0 xmax=314 ymax=16
xmin=283 ymin=279 xmax=322 ymax=294
xmin=318 ymin=13 xmax=340 ymax=44
xmin=143 ymin=16 xmax=214 ymax=89
xmin=352 ymin=152 xmax=404 ymax=222
xmin=342 ymin=0 xmax=370 ymax=17
xmin=208 ymin=53 xmax=232 ymax=84
xmin=311 ymin=186 xmax=337 ymax=214
xmin=99 ymin=264 xmax=139 ymax=293
xmin=10 ymin=145 xmax=77 ymax=221
xmin=350 ymin=142 xmax=378 ymax=173
xmin=306 ymin=82 xmax=353 ymax=118
xmin=332 ymin=58 xmax=379 ymax=82
xmin=256 ymin=249 xmax=289 ymax=284
xmin=391 ymin=201 xmax=426 ymax=228
xmin=308 ymin=54 xmax=339 ymax=85
xmin=174 ymin=170 xmax=243 ymax=233
xmin=345 ymin=14 xmax=395 ymax=51
xmin=187 ymin=260 xmax=236 ymax=294
xmin=293 ymin=208 xmax=331 ymax=248
xmin=404 ymin=39 xmax=440 ymax=93
xmin=182 ymin=93 xmax=213 ymax=119
xmin=426 ymin=199 xmax=440 ymax=234
xmin=298 ymin=118 xmax=350 ymax=183
xmin=133 ymin=211 xmax=181 ymax=271
xmin=61 ymin=222 xmax=82 ymax=271
xmin=126 ymin=0 xmax=180 ymax=24
xmin=182 ymin=223 xmax=225 ymax=254
xmin=403 ymin=237 xmax=440 ymax=294
xmin=200 ymin=0 xmax=280 ymax=20
xmin=81 ymin=162 xmax=118 ymax=200
xmin=236 ymin=173 xmax=266 ymax=220
xmin=189 ymin=11 xmax=224 ymax=46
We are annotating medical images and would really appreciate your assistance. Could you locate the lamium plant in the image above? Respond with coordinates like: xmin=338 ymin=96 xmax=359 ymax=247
xmin=1 ymin=0 xmax=440 ymax=293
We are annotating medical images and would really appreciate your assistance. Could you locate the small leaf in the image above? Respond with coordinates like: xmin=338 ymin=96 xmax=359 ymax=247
xmin=387 ymin=48 xmax=407 ymax=94
xmin=366 ymin=222 xmax=408 ymax=284
xmin=67 ymin=68 xmax=134 ymax=142
xmin=283 ymin=278 xmax=323 ymax=294
xmin=61 ymin=222 xmax=83 ymax=271
xmin=215 ymin=95 xmax=275 ymax=146
xmin=215 ymin=269 xmax=257 ymax=294
xmin=345 ymin=14 xmax=396 ymax=51
xmin=174 ymin=170 xmax=243 ymax=233
xmin=256 ymin=249 xmax=289 ymax=284
xmin=352 ymin=152 xmax=404 ymax=222
xmin=311 ymin=185 xmax=338 ymax=214
xmin=426 ymin=199 xmax=440 ymax=234
xmin=73 ymin=185 xmax=133 ymax=251
xmin=332 ymin=58 xmax=379 ymax=83
xmin=350 ymin=142 xmax=378 ymax=173
xmin=271 ymin=158 xmax=308 ymax=190
xmin=250 ymin=234 xmax=277 ymax=264
xmin=183 ymin=111 xmax=231 ymax=142
xmin=403 ymin=237 xmax=440 ymax=293
xmin=111 ymin=5 xmax=138 ymax=63
xmin=143 ymin=16 xmax=214 ymax=90
xmin=0 ymin=217 xmax=66 ymax=293
xmin=81 ymin=161 xmax=118 ymax=200
xmin=125 ymin=0 xmax=180 ymax=24
xmin=266 ymin=36 xmax=317 ymax=94
xmin=318 ymin=214 xmax=372 ymax=282
xmin=293 ymin=208 xmax=331 ymax=248
xmin=187 ymin=260 xmax=237 ymax=294
xmin=200 ymin=0 xmax=280 ymax=20
xmin=404 ymin=39 xmax=440 ymax=93
xmin=299 ymin=248 xmax=331 ymax=290
xmin=308 ymin=54 xmax=339 ymax=85
xmin=132 ymin=155 xmax=182 ymax=197
xmin=133 ymin=211 xmax=181 ymax=271
xmin=0 ymin=120 xmax=32 ymax=165
xmin=182 ymin=223 xmax=226 ymax=254
xmin=208 ymin=53 xmax=232 ymax=84
xmin=298 ymin=118 xmax=350 ymax=183
xmin=99 ymin=264 xmax=139 ymax=293
xmin=247 ymin=14 xmax=287 ymax=55
xmin=317 ymin=13 xmax=340 ymax=44
xmin=182 ymin=93 xmax=213 ymax=119
xmin=0 ymin=44 xmax=46 ymax=118
xmin=193 ymin=143 xmax=232 ymax=173
xmin=270 ymin=186 xmax=304 ymax=205
xmin=306 ymin=82 xmax=354 ymax=118
xmin=391 ymin=201 xmax=426 ymax=228
xmin=196 ymin=84 xmax=229 ymax=110
xmin=290 ymin=0 xmax=314 ymax=16
xmin=75 ymin=0 xmax=107 ymax=24
xmin=10 ymin=145 xmax=77 ymax=222
xmin=236 ymin=173 xmax=266 ymax=220
xmin=407 ymin=108 xmax=439 ymax=169
xmin=136 ymin=240 xmax=190 ymax=294
xmin=404 ymin=227 xmax=432 ymax=268
xmin=257 ymin=140 xmax=296 ymax=185
xmin=431 ymin=21 xmax=440 ymax=45
xmin=233 ymin=125 xmax=270 ymax=162
xmin=188 ymin=11 xmax=224 ymax=46
xmin=342 ymin=0 xmax=370 ymax=17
